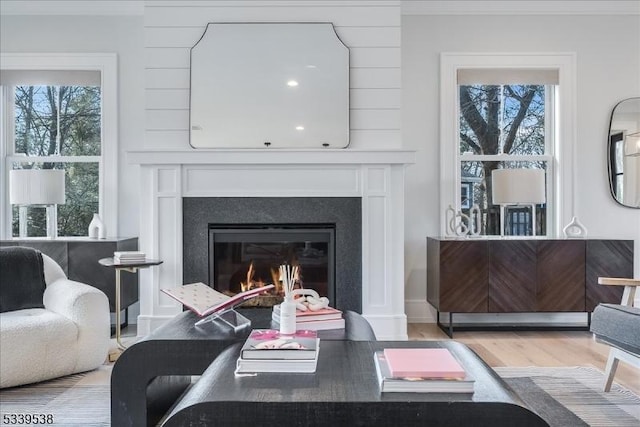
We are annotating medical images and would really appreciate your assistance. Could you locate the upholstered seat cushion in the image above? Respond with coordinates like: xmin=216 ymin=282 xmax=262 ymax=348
xmin=591 ymin=303 xmax=640 ymax=355
xmin=0 ymin=309 xmax=78 ymax=388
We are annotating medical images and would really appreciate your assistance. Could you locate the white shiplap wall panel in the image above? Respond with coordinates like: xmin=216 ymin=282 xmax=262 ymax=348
xmin=144 ymin=5 xmax=401 ymax=28
xmin=146 ymin=109 xmax=189 ymax=131
xmin=350 ymin=130 xmax=400 ymax=147
xmin=145 ymin=48 xmax=190 ymax=69
xmin=351 ymin=109 xmax=400 ymax=130
xmin=351 ymin=47 xmax=400 ymax=68
xmin=145 ymin=27 xmax=204 ymax=48
xmin=146 ymin=89 xmax=190 ymax=110
xmin=145 ymin=26 xmax=401 ymax=48
xmin=144 ymin=129 xmax=402 ymax=149
xmin=146 ymin=68 xmax=190 ymax=89
xmin=335 ymin=26 xmax=401 ymax=47
xmin=350 ymin=68 xmax=401 ymax=89
xmin=145 ymin=130 xmax=189 ymax=149
xmin=351 ymin=89 xmax=401 ymax=109
xmin=145 ymin=1 xmax=401 ymax=149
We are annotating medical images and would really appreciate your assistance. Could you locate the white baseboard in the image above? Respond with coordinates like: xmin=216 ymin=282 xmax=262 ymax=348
xmin=363 ymin=313 xmax=408 ymax=340
xmin=405 ymin=299 xmax=436 ymax=323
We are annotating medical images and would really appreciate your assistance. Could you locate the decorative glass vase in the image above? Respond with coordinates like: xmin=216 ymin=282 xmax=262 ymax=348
xmin=88 ymin=213 xmax=106 ymax=239
xmin=279 ymin=297 xmax=297 ymax=335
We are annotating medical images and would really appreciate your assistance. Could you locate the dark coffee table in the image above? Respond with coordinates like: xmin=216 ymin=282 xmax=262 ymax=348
xmin=161 ymin=340 xmax=548 ymax=427
xmin=111 ymin=308 xmax=376 ymax=427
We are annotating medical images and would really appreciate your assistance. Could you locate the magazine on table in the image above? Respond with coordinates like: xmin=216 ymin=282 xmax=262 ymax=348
xmin=240 ymin=329 xmax=319 ymax=360
xmin=161 ymin=282 xmax=275 ymax=317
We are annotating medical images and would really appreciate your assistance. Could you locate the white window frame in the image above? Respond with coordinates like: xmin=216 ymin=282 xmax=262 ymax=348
xmin=1 ymin=53 xmax=118 ymax=239
xmin=440 ymin=52 xmax=577 ymax=237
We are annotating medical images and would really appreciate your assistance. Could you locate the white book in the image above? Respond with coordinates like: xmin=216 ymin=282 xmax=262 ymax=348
xmin=235 ymin=347 xmax=319 ymax=374
xmin=272 ymin=313 xmax=345 ymax=331
xmin=373 ymin=351 xmax=474 ymax=393
xmin=113 ymin=251 xmax=145 ymax=258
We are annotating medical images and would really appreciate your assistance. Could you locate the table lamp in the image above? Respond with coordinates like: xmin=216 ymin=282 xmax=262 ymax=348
xmin=9 ymin=169 xmax=66 ymax=239
xmin=491 ymin=168 xmax=545 ymax=236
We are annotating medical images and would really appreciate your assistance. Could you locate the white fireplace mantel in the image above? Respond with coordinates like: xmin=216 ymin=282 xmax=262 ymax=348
xmin=129 ymin=148 xmax=415 ymax=340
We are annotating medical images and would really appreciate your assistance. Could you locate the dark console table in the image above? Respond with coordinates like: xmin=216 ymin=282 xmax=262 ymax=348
xmin=161 ymin=340 xmax=547 ymax=427
xmin=427 ymin=237 xmax=634 ymax=336
xmin=0 ymin=237 xmax=139 ymax=315
xmin=111 ymin=308 xmax=376 ymax=427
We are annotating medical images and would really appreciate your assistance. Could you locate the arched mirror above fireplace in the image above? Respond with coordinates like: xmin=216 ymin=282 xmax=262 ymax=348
xmin=189 ymin=23 xmax=350 ymax=149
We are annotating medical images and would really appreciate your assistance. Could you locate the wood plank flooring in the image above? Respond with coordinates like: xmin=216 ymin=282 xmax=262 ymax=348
xmin=408 ymin=324 xmax=640 ymax=395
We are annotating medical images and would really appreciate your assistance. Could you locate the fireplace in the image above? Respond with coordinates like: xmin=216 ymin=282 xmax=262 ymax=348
xmin=130 ymin=149 xmax=413 ymax=339
xmin=183 ymin=197 xmax=361 ymax=312
xmin=209 ymin=224 xmax=335 ymax=306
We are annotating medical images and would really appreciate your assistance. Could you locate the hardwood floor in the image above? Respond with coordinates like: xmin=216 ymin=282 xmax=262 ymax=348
xmin=408 ymin=323 xmax=640 ymax=395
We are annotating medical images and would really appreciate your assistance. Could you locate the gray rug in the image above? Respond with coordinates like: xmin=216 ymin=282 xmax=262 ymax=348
xmin=0 ymin=366 xmax=638 ymax=426
xmin=0 ymin=366 xmax=110 ymax=427
xmin=496 ymin=366 xmax=640 ymax=426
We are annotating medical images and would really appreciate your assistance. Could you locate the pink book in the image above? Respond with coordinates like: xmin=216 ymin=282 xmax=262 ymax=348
xmin=382 ymin=348 xmax=466 ymax=379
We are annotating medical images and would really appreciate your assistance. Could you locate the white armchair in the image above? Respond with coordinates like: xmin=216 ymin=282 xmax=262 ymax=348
xmin=0 ymin=252 xmax=110 ymax=388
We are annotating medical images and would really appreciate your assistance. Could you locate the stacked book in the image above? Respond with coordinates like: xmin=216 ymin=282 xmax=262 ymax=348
xmin=113 ymin=251 xmax=146 ymax=264
xmin=235 ymin=329 xmax=320 ymax=374
xmin=272 ymin=305 xmax=345 ymax=331
xmin=374 ymin=348 xmax=475 ymax=393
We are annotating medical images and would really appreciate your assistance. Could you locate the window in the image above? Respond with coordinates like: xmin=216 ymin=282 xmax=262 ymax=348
xmin=440 ymin=53 xmax=577 ymax=237
xmin=458 ymin=79 xmax=554 ymax=236
xmin=1 ymin=53 xmax=117 ymax=239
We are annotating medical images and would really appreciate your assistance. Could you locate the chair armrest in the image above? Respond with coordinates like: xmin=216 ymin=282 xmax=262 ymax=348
xmin=598 ymin=277 xmax=639 ymax=307
xmin=43 ymin=279 xmax=110 ymax=370
xmin=598 ymin=277 xmax=640 ymax=287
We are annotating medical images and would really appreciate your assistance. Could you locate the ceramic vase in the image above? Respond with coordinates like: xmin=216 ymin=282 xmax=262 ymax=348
xmin=279 ymin=297 xmax=297 ymax=335
xmin=88 ymin=213 xmax=106 ymax=239
xmin=563 ymin=216 xmax=587 ymax=238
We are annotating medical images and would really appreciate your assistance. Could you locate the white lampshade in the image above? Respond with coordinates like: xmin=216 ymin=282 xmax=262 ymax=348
xmin=9 ymin=169 xmax=66 ymax=205
xmin=492 ymin=168 xmax=546 ymax=205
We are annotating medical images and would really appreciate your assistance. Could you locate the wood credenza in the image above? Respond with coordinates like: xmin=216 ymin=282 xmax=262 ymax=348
xmin=427 ymin=237 xmax=634 ymax=335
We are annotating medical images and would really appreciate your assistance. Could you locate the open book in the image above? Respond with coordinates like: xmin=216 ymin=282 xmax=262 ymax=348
xmin=161 ymin=282 xmax=275 ymax=317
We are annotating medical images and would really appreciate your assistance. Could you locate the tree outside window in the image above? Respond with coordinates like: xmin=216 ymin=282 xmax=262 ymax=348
xmin=10 ymin=84 xmax=101 ymax=237
xmin=458 ymin=84 xmax=553 ymax=236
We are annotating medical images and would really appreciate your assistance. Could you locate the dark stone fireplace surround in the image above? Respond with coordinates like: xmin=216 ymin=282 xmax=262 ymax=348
xmin=183 ymin=197 xmax=362 ymax=312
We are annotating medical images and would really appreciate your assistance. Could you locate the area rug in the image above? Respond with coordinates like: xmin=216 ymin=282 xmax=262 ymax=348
xmin=0 ymin=366 xmax=111 ymax=427
xmin=0 ymin=366 xmax=638 ymax=426
xmin=496 ymin=366 xmax=640 ymax=427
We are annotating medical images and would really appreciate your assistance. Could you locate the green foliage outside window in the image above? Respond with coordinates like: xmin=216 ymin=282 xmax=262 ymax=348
xmin=12 ymin=85 xmax=101 ymax=237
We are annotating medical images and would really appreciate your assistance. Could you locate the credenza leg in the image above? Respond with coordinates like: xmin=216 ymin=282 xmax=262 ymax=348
xmin=436 ymin=311 xmax=454 ymax=338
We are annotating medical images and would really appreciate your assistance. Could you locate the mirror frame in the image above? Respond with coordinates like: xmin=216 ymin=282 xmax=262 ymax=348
xmin=188 ymin=22 xmax=351 ymax=149
xmin=607 ymin=97 xmax=640 ymax=209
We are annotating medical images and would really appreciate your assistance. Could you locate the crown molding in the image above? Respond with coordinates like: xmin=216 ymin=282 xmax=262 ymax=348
xmin=2 ymin=1 xmax=636 ymax=17
xmin=0 ymin=1 xmax=144 ymax=16
xmin=402 ymin=1 xmax=640 ymax=16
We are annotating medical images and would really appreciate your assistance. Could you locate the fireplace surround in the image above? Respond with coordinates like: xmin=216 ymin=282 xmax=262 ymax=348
xmin=128 ymin=149 xmax=414 ymax=340
xmin=183 ymin=197 xmax=361 ymax=311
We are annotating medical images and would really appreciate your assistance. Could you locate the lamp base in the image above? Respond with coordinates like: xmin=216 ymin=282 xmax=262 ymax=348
xmin=16 ymin=204 xmax=58 ymax=239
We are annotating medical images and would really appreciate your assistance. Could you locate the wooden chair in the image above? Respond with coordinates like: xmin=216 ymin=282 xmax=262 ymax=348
xmin=590 ymin=277 xmax=640 ymax=391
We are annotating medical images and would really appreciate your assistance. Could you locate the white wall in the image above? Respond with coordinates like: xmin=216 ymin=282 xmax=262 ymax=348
xmin=402 ymin=13 xmax=640 ymax=321
xmin=143 ymin=1 xmax=401 ymax=149
xmin=0 ymin=14 xmax=145 ymax=238
xmin=2 ymin=6 xmax=639 ymax=325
